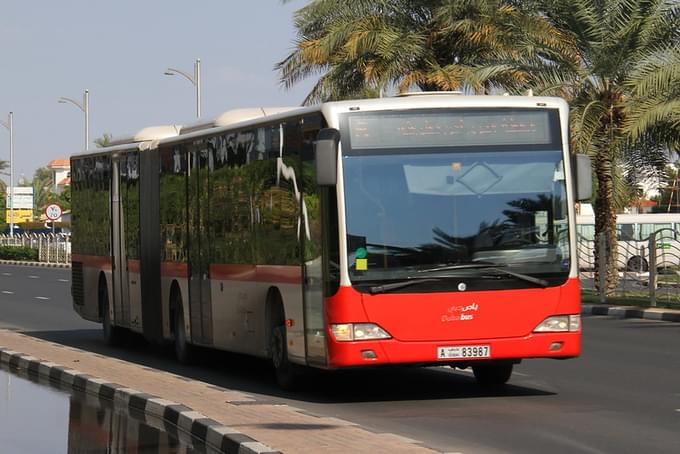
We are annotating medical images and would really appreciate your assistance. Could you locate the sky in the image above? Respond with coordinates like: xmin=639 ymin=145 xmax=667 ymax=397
xmin=0 ymin=0 xmax=315 ymax=183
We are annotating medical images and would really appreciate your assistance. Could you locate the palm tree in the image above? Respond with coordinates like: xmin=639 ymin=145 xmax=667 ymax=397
xmin=32 ymin=166 xmax=54 ymax=213
xmin=277 ymin=0 xmax=578 ymax=103
xmin=534 ymin=0 xmax=680 ymax=294
xmin=651 ymin=163 xmax=680 ymax=213
xmin=0 ymin=159 xmax=9 ymax=195
xmin=95 ymin=133 xmax=113 ymax=148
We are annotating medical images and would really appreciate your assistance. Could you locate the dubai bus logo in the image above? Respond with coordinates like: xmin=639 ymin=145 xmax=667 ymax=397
xmin=441 ymin=303 xmax=479 ymax=322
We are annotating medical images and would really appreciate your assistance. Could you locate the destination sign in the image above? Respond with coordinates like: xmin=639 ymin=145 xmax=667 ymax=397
xmin=348 ymin=109 xmax=554 ymax=150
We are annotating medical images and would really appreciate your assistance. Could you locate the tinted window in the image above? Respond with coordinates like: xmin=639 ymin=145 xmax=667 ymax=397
xmin=160 ymin=146 xmax=187 ymax=262
xmin=71 ymin=155 xmax=111 ymax=256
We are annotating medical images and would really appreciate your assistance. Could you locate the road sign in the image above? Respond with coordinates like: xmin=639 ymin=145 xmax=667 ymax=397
xmin=6 ymin=187 xmax=34 ymax=209
xmin=45 ymin=203 xmax=63 ymax=221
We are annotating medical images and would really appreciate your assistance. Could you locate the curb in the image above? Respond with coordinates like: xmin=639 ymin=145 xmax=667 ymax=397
xmin=582 ymin=304 xmax=680 ymax=322
xmin=0 ymin=348 xmax=280 ymax=454
xmin=0 ymin=260 xmax=71 ymax=268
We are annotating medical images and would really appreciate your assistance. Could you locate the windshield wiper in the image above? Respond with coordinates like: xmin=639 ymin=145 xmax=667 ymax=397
xmin=483 ymin=267 xmax=549 ymax=288
xmin=419 ymin=263 xmax=549 ymax=288
xmin=368 ymin=278 xmax=441 ymax=295
xmin=418 ymin=263 xmax=497 ymax=273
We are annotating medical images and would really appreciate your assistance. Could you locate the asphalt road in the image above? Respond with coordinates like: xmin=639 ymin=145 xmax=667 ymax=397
xmin=1 ymin=264 xmax=678 ymax=453
xmin=0 ymin=264 xmax=97 ymax=331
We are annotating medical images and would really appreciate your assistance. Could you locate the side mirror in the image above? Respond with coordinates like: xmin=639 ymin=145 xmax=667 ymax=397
xmin=314 ymin=128 xmax=340 ymax=186
xmin=575 ymin=154 xmax=592 ymax=201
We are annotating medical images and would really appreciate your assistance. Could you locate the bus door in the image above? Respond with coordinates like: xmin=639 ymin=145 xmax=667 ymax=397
xmin=111 ymin=156 xmax=130 ymax=328
xmin=301 ymin=121 xmax=329 ymax=366
xmin=187 ymin=146 xmax=213 ymax=345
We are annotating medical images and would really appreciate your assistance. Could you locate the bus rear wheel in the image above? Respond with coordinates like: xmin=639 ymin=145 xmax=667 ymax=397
xmin=472 ymin=363 xmax=513 ymax=386
xmin=271 ymin=325 xmax=303 ymax=390
xmin=100 ymin=280 xmax=124 ymax=346
xmin=173 ymin=297 xmax=194 ymax=364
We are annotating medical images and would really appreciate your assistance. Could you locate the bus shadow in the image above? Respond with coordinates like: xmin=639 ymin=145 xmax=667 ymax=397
xmin=23 ymin=329 xmax=554 ymax=404
xmin=284 ymin=367 xmax=556 ymax=403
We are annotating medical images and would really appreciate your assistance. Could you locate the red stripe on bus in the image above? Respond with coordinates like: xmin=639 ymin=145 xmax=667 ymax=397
xmin=71 ymin=254 xmax=112 ymax=269
xmin=161 ymin=262 xmax=189 ymax=278
xmin=127 ymin=259 xmax=140 ymax=274
xmin=210 ymin=264 xmax=302 ymax=284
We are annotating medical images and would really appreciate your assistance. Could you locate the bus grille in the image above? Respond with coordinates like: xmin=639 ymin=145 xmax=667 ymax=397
xmin=72 ymin=262 xmax=84 ymax=306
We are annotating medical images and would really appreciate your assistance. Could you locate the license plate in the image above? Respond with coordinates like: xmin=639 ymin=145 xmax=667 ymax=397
xmin=437 ymin=345 xmax=491 ymax=359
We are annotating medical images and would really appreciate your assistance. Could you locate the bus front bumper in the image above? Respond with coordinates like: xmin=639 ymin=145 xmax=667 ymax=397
xmin=326 ymin=331 xmax=580 ymax=369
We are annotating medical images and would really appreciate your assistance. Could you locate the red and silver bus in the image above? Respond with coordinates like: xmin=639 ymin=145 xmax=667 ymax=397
xmin=71 ymin=93 xmax=591 ymax=388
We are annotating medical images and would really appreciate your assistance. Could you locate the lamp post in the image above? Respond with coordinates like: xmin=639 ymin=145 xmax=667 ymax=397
xmin=58 ymin=89 xmax=89 ymax=150
xmin=164 ymin=58 xmax=201 ymax=119
xmin=0 ymin=112 xmax=14 ymax=237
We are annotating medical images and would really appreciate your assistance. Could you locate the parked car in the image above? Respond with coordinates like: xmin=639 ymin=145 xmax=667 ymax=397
xmin=2 ymin=225 xmax=24 ymax=235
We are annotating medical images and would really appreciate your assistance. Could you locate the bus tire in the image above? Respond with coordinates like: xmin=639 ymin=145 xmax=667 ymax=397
xmin=626 ymin=256 xmax=648 ymax=272
xmin=271 ymin=325 xmax=303 ymax=390
xmin=172 ymin=294 xmax=194 ymax=364
xmin=472 ymin=363 xmax=513 ymax=386
xmin=100 ymin=277 xmax=123 ymax=346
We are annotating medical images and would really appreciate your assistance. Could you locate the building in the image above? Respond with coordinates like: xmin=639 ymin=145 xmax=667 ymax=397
xmin=47 ymin=159 xmax=70 ymax=193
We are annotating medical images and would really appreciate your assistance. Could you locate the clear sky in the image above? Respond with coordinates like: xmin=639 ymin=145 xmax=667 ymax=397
xmin=0 ymin=0 xmax=314 ymax=183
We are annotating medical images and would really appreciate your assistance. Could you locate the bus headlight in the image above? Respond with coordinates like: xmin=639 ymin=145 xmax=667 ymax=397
xmin=534 ymin=315 xmax=580 ymax=332
xmin=331 ymin=323 xmax=391 ymax=341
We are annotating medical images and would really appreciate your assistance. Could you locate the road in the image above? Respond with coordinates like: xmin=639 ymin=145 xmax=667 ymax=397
xmin=1 ymin=264 xmax=678 ymax=453
xmin=0 ymin=264 xmax=96 ymax=331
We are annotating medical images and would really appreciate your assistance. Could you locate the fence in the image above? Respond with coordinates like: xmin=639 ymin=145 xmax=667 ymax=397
xmin=578 ymin=227 xmax=680 ymax=307
xmin=0 ymin=233 xmax=71 ymax=264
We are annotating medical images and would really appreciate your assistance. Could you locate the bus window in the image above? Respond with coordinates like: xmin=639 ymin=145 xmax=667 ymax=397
xmin=576 ymin=224 xmax=595 ymax=241
xmin=639 ymin=223 xmax=672 ymax=240
xmin=617 ymin=223 xmax=635 ymax=241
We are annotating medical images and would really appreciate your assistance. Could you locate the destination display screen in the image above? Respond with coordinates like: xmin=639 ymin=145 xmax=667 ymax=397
xmin=347 ymin=109 xmax=555 ymax=150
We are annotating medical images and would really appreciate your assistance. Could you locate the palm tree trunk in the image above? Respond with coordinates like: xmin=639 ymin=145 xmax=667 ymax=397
xmin=593 ymin=153 xmax=619 ymax=296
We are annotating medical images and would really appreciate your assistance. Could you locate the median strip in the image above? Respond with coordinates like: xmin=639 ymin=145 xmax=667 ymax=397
xmin=581 ymin=304 xmax=680 ymax=322
xmin=0 ymin=329 xmax=438 ymax=453
xmin=0 ymin=347 xmax=279 ymax=454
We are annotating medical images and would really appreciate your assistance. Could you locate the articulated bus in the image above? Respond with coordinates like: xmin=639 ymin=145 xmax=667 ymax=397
xmin=71 ymin=93 xmax=591 ymax=388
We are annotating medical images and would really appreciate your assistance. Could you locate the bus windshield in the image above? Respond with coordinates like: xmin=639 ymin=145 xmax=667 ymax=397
xmin=342 ymin=110 xmax=570 ymax=290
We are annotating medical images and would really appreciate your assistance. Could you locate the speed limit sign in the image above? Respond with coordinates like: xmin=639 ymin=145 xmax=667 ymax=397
xmin=45 ymin=203 xmax=63 ymax=221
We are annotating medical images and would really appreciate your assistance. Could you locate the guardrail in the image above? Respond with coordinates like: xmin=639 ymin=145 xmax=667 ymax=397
xmin=0 ymin=233 xmax=71 ymax=264
xmin=578 ymin=228 xmax=680 ymax=307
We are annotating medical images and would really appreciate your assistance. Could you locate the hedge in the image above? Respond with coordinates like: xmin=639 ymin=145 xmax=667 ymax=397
xmin=0 ymin=246 xmax=39 ymax=261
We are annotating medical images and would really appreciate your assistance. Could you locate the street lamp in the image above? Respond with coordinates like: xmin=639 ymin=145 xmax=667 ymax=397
xmin=0 ymin=112 xmax=14 ymax=236
xmin=164 ymin=58 xmax=201 ymax=119
xmin=58 ymin=89 xmax=89 ymax=151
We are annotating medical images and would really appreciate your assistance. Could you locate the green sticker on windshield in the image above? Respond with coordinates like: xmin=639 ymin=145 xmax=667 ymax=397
xmin=356 ymin=247 xmax=368 ymax=259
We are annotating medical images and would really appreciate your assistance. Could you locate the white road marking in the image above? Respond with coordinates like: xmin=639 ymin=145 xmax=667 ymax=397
xmin=2 ymin=273 xmax=12 ymax=276
xmin=2 ymin=291 xmax=14 ymax=294
xmin=58 ymin=279 xmax=69 ymax=282
xmin=35 ymin=296 xmax=50 ymax=300
xmin=28 ymin=275 xmax=39 ymax=279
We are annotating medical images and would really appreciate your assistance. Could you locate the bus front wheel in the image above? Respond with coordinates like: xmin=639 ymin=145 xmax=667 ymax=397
xmin=271 ymin=325 xmax=303 ymax=390
xmin=472 ymin=363 xmax=513 ymax=386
